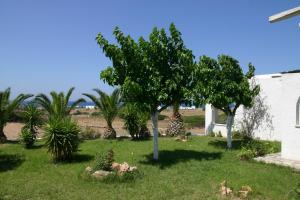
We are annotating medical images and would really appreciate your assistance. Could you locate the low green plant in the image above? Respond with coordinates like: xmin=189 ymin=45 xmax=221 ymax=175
xmin=120 ymin=103 xmax=150 ymax=140
xmin=237 ymin=147 xmax=256 ymax=160
xmin=238 ymin=139 xmax=281 ymax=160
xmin=20 ymin=127 xmax=35 ymax=148
xmin=80 ymin=126 xmax=101 ymax=140
xmin=44 ymin=118 xmax=80 ymax=161
xmin=72 ymin=110 xmax=89 ymax=115
xmin=90 ymin=111 xmax=102 ymax=117
xmin=93 ymin=149 xmax=114 ymax=171
xmin=20 ymin=105 xmax=43 ymax=148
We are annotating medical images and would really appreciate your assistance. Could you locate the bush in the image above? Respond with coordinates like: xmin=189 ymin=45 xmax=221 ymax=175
xmin=80 ymin=126 xmax=101 ymax=140
xmin=90 ymin=111 xmax=102 ymax=117
xmin=238 ymin=139 xmax=281 ymax=160
xmin=19 ymin=105 xmax=43 ymax=148
xmin=93 ymin=149 xmax=114 ymax=171
xmin=120 ymin=103 xmax=150 ymax=140
xmin=237 ymin=147 xmax=256 ymax=160
xmin=20 ymin=127 xmax=35 ymax=148
xmin=44 ymin=118 xmax=80 ymax=161
xmin=72 ymin=110 xmax=89 ymax=115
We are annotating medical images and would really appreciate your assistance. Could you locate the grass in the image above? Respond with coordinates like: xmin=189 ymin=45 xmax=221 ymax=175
xmin=0 ymin=137 xmax=300 ymax=199
xmin=183 ymin=115 xmax=205 ymax=128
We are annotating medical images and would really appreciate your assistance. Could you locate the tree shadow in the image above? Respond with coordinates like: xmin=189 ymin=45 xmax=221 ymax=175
xmin=208 ymin=139 xmax=244 ymax=150
xmin=0 ymin=154 xmax=24 ymax=172
xmin=26 ymin=144 xmax=44 ymax=149
xmin=4 ymin=140 xmax=20 ymax=144
xmin=70 ymin=154 xmax=94 ymax=163
xmin=140 ymin=149 xmax=222 ymax=169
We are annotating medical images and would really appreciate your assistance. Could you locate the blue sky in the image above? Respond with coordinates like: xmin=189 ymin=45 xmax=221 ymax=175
xmin=1 ymin=0 xmax=300 ymax=99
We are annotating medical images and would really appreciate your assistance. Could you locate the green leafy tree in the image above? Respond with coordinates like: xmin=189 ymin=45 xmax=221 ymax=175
xmin=83 ymin=88 xmax=122 ymax=139
xmin=0 ymin=88 xmax=32 ymax=142
xmin=96 ymin=23 xmax=194 ymax=159
xmin=193 ymin=55 xmax=260 ymax=148
xmin=35 ymin=87 xmax=85 ymax=119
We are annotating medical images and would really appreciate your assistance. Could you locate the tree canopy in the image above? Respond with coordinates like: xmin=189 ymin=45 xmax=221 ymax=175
xmin=97 ymin=23 xmax=194 ymax=113
xmin=96 ymin=23 xmax=195 ymax=159
xmin=193 ymin=55 xmax=260 ymax=148
xmin=194 ymin=55 xmax=259 ymax=115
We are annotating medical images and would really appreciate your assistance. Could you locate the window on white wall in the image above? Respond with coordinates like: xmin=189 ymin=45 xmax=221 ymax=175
xmin=296 ymin=97 xmax=300 ymax=127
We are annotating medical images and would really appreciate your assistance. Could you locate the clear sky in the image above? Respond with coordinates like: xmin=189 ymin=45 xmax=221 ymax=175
xmin=1 ymin=0 xmax=300 ymax=99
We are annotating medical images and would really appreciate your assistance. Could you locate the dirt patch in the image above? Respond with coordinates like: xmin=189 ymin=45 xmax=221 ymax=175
xmin=3 ymin=109 xmax=205 ymax=140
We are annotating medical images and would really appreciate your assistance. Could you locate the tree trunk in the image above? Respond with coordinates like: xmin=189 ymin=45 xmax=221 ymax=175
xmin=0 ymin=125 xmax=7 ymax=143
xmin=226 ymin=114 xmax=234 ymax=148
xmin=151 ymin=111 xmax=159 ymax=160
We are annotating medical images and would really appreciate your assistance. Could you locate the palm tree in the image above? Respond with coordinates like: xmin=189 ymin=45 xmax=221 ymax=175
xmin=0 ymin=88 xmax=32 ymax=142
xmin=21 ymin=104 xmax=44 ymax=138
xmin=35 ymin=87 xmax=85 ymax=119
xmin=83 ymin=88 xmax=122 ymax=139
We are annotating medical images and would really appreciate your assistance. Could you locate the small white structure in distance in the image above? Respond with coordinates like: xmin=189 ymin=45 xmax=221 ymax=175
xmin=179 ymin=105 xmax=196 ymax=110
xmin=85 ymin=105 xmax=96 ymax=109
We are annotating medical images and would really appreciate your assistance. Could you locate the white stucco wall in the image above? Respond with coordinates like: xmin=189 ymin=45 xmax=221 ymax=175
xmin=205 ymin=72 xmax=300 ymax=161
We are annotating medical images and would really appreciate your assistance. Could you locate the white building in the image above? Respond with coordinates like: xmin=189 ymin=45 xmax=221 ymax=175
xmin=205 ymin=71 xmax=300 ymax=161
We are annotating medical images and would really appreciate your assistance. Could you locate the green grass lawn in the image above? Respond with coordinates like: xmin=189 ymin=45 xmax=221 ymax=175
xmin=0 ymin=137 xmax=299 ymax=200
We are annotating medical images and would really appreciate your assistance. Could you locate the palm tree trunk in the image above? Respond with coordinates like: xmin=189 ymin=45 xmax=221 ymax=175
xmin=173 ymin=101 xmax=180 ymax=116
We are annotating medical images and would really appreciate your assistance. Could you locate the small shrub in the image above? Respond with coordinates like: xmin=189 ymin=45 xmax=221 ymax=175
xmin=120 ymin=103 xmax=150 ymax=140
xmin=72 ymin=110 xmax=89 ymax=115
xmin=44 ymin=118 xmax=80 ymax=161
xmin=237 ymin=147 xmax=255 ymax=160
xmin=20 ymin=127 xmax=35 ymax=148
xmin=238 ymin=139 xmax=281 ymax=160
xmin=19 ymin=105 xmax=43 ymax=148
xmin=232 ymin=131 xmax=242 ymax=139
xmin=80 ymin=126 xmax=101 ymax=140
xmin=90 ymin=111 xmax=102 ymax=117
xmin=93 ymin=149 xmax=114 ymax=171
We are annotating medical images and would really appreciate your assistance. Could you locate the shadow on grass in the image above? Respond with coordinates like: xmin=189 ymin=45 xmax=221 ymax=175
xmin=208 ymin=139 xmax=244 ymax=150
xmin=71 ymin=154 xmax=94 ymax=163
xmin=25 ymin=144 xmax=44 ymax=149
xmin=140 ymin=149 xmax=222 ymax=169
xmin=4 ymin=140 xmax=19 ymax=144
xmin=116 ymin=136 xmax=151 ymax=142
xmin=0 ymin=154 xmax=24 ymax=172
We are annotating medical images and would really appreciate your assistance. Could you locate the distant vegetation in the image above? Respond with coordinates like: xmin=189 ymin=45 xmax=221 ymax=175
xmin=183 ymin=115 xmax=205 ymax=128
